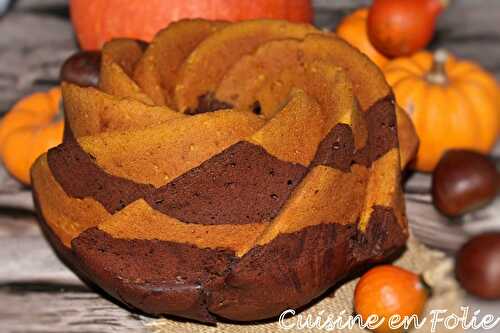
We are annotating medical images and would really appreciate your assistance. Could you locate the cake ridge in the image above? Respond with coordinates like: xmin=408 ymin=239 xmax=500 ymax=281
xmin=62 ymin=82 xmax=183 ymax=138
xmin=173 ymin=19 xmax=319 ymax=112
xmin=99 ymin=39 xmax=153 ymax=105
xmin=133 ymin=19 xmax=229 ymax=107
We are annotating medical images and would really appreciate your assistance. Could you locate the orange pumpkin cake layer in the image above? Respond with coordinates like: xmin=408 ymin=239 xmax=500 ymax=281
xmin=62 ymin=83 xmax=183 ymax=138
xmin=99 ymin=39 xmax=153 ymax=104
xmin=240 ymin=164 xmax=369 ymax=256
xmin=98 ymin=200 xmax=266 ymax=253
xmin=78 ymin=111 xmax=265 ymax=187
xmin=31 ymin=155 xmax=110 ymax=247
xmin=216 ymin=33 xmax=390 ymax=112
xmin=247 ymin=89 xmax=325 ymax=166
xmin=174 ymin=19 xmax=318 ymax=113
xmin=134 ymin=19 xmax=228 ymax=107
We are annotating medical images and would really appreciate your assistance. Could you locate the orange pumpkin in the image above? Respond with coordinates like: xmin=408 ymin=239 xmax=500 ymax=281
xmin=0 ymin=88 xmax=64 ymax=185
xmin=336 ymin=8 xmax=388 ymax=68
xmin=384 ymin=50 xmax=500 ymax=172
xmin=70 ymin=0 xmax=313 ymax=50
xmin=354 ymin=265 xmax=429 ymax=333
xmin=367 ymin=0 xmax=447 ymax=57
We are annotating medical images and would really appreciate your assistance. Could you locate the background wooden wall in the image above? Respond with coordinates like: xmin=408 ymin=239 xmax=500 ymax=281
xmin=0 ymin=0 xmax=499 ymax=114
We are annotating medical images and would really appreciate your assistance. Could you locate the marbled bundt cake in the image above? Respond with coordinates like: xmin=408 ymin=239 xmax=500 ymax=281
xmin=31 ymin=19 xmax=418 ymax=323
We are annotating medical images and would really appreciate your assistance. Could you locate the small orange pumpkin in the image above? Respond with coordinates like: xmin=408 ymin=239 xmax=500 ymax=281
xmin=336 ymin=8 xmax=388 ymax=68
xmin=367 ymin=0 xmax=447 ymax=57
xmin=354 ymin=265 xmax=429 ymax=333
xmin=384 ymin=50 xmax=500 ymax=172
xmin=0 ymin=87 xmax=64 ymax=185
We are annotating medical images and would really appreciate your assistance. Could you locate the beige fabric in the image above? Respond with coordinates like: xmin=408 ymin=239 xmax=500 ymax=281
xmin=144 ymin=236 xmax=464 ymax=333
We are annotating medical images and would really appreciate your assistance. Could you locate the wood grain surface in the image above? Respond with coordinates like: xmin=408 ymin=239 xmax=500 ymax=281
xmin=0 ymin=0 xmax=499 ymax=332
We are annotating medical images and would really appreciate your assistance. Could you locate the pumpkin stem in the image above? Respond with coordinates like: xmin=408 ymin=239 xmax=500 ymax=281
xmin=52 ymin=99 xmax=65 ymax=123
xmin=439 ymin=0 xmax=451 ymax=9
xmin=426 ymin=49 xmax=449 ymax=85
xmin=428 ymin=0 xmax=450 ymax=15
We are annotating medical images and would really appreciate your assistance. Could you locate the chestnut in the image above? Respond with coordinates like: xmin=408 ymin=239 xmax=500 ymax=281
xmin=60 ymin=50 xmax=101 ymax=87
xmin=432 ymin=149 xmax=498 ymax=217
xmin=456 ymin=233 xmax=500 ymax=299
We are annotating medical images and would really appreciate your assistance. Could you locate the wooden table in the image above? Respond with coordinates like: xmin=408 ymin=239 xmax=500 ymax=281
xmin=0 ymin=1 xmax=499 ymax=332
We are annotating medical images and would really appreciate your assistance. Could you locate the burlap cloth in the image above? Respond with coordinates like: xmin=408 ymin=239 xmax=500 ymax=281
xmin=144 ymin=235 xmax=464 ymax=333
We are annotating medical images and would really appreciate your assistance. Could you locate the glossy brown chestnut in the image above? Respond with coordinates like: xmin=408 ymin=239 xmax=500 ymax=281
xmin=456 ymin=233 xmax=500 ymax=299
xmin=432 ymin=150 xmax=498 ymax=217
xmin=60 ymin=51 xmax=101 ymax=87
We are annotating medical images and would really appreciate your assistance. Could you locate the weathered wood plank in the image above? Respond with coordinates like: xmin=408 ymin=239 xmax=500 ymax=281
xmin=0 ymin=285 xmax=149 ymax=333
xmin=0 ymin=213 xmax=150 ymax=333
xmin=0 ymin=11 xmax=75 ymax=113
xmin=0 ymin=166 xmax=34 ymax=211
xmin=0 ymin=230 xmax=79 ymax=284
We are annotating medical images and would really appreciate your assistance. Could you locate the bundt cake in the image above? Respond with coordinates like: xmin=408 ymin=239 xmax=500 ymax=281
xmin=31 ymin=19 xmax=418 ymax=323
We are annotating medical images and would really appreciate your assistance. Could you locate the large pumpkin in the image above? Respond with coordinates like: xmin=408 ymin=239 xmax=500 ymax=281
xmin=384 ymin=50 xmax=499 ymax=172
xmin=70 ymin=0 xmax=313 ymax=50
